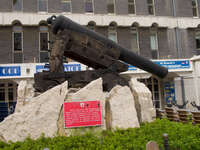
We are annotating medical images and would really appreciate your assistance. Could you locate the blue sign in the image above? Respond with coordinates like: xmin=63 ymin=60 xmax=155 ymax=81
xmin=0 ymin=66 xmax=21 ymax=77
xmin=127 ymin=64 xmax=137 ymax=71
xmin=64 ymin=64 xmax=81 ymax=72
xmin=164 ymin=82 xmax=176 ymax=104
xmin=36 ymin=64 xmax=81 ymax=73
xmin=128 ymin=60 xmax=190 ymax=71
xmin=36 ymin=65 xmax=49 ymax=73
xmin=154 ymin=60 xmax=190 ymax=70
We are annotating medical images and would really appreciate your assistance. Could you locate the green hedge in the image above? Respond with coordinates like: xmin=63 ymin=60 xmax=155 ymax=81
xmin=0 ymin=119 xmax=200 ymax=150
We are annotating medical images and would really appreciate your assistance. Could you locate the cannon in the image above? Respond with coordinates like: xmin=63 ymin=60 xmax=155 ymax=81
xmin=34 ymin=15 xmax=168 ymax=92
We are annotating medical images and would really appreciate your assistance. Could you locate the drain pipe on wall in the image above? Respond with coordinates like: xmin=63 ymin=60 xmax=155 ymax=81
xmin=172 ymin=0 xmax=185 ymax=105
xmin=172 ymin=0 xmax=182 ymax=58
xmin=180 ymin=77 xmax=186 ymax=106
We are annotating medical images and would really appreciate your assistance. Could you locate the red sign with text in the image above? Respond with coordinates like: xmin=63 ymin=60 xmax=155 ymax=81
xmin=64 ymin=101 xmax=102 ymax=128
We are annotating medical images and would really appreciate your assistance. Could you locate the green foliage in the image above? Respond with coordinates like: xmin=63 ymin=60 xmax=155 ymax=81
xmin=0 ymin=119 xmax=200 ymax=150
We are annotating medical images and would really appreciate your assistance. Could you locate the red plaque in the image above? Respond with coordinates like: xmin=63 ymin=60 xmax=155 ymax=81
xmin=64 ymin=101 xmax=102 ymax=128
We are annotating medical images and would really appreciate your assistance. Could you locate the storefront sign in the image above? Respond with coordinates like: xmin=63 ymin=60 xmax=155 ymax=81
xmin=64 ymin=101 xmax=102 ymax=128
xmin=36 ymin=64 xmax=81 ymax=73
xmin=154 ymin=60 xmax=190 ymax=70
xmin=128 ymin=59 xmax=191 ymax=71
xmin=164 ymin=82 xmax=176 ymax=104
xmin=0 ymin=66 xmax=21 ymax=77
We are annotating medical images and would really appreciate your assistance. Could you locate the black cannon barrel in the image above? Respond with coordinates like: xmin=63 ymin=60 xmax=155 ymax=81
xmin=47 ymin=15 xmax=168 ymax=78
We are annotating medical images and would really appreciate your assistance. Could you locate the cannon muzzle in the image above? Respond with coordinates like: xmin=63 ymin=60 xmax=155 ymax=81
xmin=47 ymin=15 xmax=168 ymax=78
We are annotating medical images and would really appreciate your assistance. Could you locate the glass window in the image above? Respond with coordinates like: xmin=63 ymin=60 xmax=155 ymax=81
xmin=147 ymin=0 xmax=155 ymax=15
xmin=150 ymin=32 xmax=158 ymax=59
xmin=108 ymin=32 xmax=117 ymax=42
xmin=14 ymin=53 xmax=23 ymax=63
xmin=107 ymin=0 xmax=115 ymax=14
xmin=87 ymin=22 xmax=95 ymax=31
xmin=108 ymin=24 xmax=117 ymax=43
xmin=40 ymin=32 xmax=49 ymax=51
xmin=130 ymin=28 xmax=139 ymax=54
xmin=13 ymin=0 xmax=23 ymax=11
xmin=0 ymin=89 xmax=5 ymax=102
xmin=8 ymin=88 xmax=14 ymax=101
xmin=40 ymin=51 xmax=49 ymax=63
xmin=128 ymin=0 xmax=135 ymax=14
xmin=61 ymin=0 xmax=71 ymax=13
xmin=85 ymin=0 xmax=93 ymax=13
xmin=192 ymin=0 xmax=198 ymax=17
xmin=150 ymin=33 xmax=158 ymax=50
xmin=195 ymin=33 xmax=200 ymax=49
xmin=13 ymin=25 xmax=23 ymax=63
xmin=13 ymin=33 xmax=22 ymax=51
xmin=39 ymin=26 xmax=49 ymax=63
xmin=0 ymin=84 xmax=5 ymax=88
xmin=38 ymin=0 xmax=48 ymax=12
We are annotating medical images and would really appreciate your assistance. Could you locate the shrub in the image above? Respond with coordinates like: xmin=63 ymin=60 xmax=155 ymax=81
xmin=0 ymin=119 xmax=200 ymax=150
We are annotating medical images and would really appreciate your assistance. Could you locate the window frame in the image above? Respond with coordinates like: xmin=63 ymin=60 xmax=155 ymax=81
xmin=39 ymin=26 xmax=49 ymax=63
xmin=108 ymin=24 xmax=118 ymax=43
xmin=128 ymin=0 xmax=136 ymax=15
xmin=13 ymin=32 xmax=23 ymax=52
xmin=38 ymin=0 xmax=48 ymax=13
xmin=107 ymin=0 xmax=116 ymax=14
xmin=61 ymin=0 xmax=72 ymax=13
xmin=12 ymin=25 xmax=24 ymax=63
xmin=85 ymin=0 xmax=94 ymax=14
xmin=130 ymin=27 xmax=140 ymax=54
xmin=150 ymin=29 xmax=159 ymax=59
xmin=192 ymin=0 xmax=199 ymax=18
xmin=195 ymin=32 xmax=200 ymax=50
xmin=87 ymin=22 xmax=96 ymax=31
xmin=0 ymin=81 xmax=17 ymax=103
xmin=12 ymin=0 xmax=23 ymax=12
xmin=147 ymin=0 xmax=155 ymax=15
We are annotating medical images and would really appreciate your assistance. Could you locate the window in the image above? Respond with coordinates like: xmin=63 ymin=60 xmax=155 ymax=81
xmin=0 ymin=82 xmax=17 ymax=102
xmin=87 ymin=22 xmax=95 ymax=31
xmin=85 ymin=0 xmax=93 ymax=13
xmin=61 ymin=0 xmax=71 ymax=13
xmin=107 ymin=0 xmax=115 ymax=14
xmin=39 ymin=26 xmax=49 ymax=63
xmin=0 ymin=84 xmax=5 ymax=102
xmin=13 ymin=25 xmax=23 ymax=63
xmin=38 ymin=0 xmax=48 ymax=12
xmin=195 ymin=32 xmax=200 ymax=49
xmin=150 ymin=31 xmax=159 ymax=59
xmin=13 ymin=0 xmax=23 ymax=11
xmin=108 ymin=32 xmax=117 ymax=42
xmin=40 ymin=33 xmax=48 ymax=51
xmin=128 ymin=0 xmax=135 ymax=14
xmin=147 ymin=0 xmax=155 ymax=15
xmin=108 ymin=23 xmax=117 ymax=42
xmin=192 ymin=0 xmax=198 ymax=17
xmin=130 ymin=27 xmax=139 ymax=54
xmin=13 ymin=33 xmax=22 ymax=51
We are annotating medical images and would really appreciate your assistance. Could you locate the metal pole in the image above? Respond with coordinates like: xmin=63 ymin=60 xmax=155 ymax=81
xmin=163 ymin=133 xmax=170 ymax=150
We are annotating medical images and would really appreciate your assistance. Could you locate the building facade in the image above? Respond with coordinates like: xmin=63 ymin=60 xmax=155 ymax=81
xmin=0 ymin=0 xmax=200 ymax=120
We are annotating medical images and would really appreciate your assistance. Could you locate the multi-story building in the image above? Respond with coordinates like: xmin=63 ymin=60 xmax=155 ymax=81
xmin=0 ymin=0 xmax=200 ymax=120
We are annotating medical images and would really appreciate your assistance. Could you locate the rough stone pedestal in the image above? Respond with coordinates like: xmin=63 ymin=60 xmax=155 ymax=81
xmin=129 ymin=78 xmax=156 ymax=123
xmin=15 ymin=80 xmax=35 ymax=112
xmin=0 ymin=81 xmax=68 ymax=142
xmin=107 ymin=85 xmax=140 ymax=129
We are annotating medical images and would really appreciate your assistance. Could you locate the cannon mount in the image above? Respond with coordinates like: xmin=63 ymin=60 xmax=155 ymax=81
xmin=34 ymin=15 xmax=168 ymax=92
